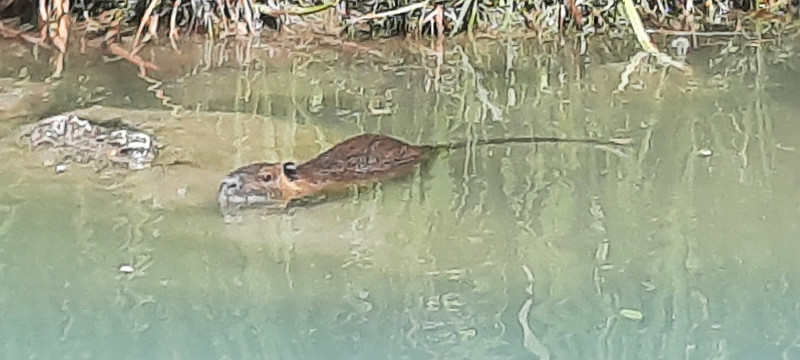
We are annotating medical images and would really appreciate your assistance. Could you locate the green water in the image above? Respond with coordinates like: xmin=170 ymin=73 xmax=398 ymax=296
xmin=1 ymin=37 xmax=799 ymax=359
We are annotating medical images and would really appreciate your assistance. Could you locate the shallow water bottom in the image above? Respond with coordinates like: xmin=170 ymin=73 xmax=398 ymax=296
xmin=2 ymin=36 xmax=800 ymax=359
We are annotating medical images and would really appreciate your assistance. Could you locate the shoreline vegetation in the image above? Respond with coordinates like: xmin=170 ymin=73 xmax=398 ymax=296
xmin=0 ymin=0 xmax=797 ymax=108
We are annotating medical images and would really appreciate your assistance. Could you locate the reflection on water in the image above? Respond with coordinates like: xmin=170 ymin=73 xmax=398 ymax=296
xmin=1 ymin=37 xmax=800 ymax=359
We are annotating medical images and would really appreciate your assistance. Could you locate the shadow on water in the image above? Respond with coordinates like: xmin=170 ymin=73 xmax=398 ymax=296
xmin=1 ymin=36 xmax=799 ymax=359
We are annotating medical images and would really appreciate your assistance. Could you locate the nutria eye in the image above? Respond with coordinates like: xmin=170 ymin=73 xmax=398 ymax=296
xmin=283 ymin=162 xmax=298 ymax=180
xmin=262 ymin=174 xmax=272 ymax=182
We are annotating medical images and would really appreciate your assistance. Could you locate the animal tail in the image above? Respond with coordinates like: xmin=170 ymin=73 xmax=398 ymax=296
xmin=432 ymin=136 xmax=632 ymax=153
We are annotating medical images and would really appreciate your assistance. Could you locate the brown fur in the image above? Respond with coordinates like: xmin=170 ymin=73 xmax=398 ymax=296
xmin=217 ymin=134 xmax=433 ymax=213
xmin=217 ymin=132 xmax=629 ymax=216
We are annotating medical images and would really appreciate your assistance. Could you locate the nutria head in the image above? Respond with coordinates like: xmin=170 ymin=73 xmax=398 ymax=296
xmin=217 ymin=161 xmax=300 ymax=214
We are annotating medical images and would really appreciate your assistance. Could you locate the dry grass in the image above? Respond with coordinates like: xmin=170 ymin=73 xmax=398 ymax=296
xmin=0 ymin=0 xmax=796 ymax=87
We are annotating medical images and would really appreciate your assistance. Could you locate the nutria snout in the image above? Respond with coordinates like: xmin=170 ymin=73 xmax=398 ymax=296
xmin=217 ymin=162 xmax=290 ymax=212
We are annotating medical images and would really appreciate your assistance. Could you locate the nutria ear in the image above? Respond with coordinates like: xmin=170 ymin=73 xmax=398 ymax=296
xmin=283 ymin=162 xmax=298 ymax=181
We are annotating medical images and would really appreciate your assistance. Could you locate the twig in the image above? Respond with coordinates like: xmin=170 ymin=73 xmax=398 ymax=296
xmin=621 ymin=0 xmax=686 ymax=71
xmin=453 ymin=0 xmax=471 ymax=35
xmin=169 ymin=0 xmax=180 ymax=50
xmin=253 ymin=2 xmax=337 ymax=17
xmin=647 ymin=29 xmax=745 ymax=36
xmin=133 ymin=0 xmax=160 ymax=48
xmin=348 ymin=2 xmax=428 ymax=24
xmin=0 ymin=22 xmax=53 ymax=48
xmin=107 ymin=42 xmax=161 ymax=73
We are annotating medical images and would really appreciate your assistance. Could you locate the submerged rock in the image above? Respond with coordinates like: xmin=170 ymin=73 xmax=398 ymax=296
xmin=22 ymin=113 xmax=160 ymax=170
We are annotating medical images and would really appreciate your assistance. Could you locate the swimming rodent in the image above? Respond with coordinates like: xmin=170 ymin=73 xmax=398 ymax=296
xmin=217 ymin=133 xmax=630 ymax=217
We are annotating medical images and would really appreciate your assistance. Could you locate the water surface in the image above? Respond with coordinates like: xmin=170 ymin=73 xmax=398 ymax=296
xmin=1 ymin=36 xmax=799 ymax=359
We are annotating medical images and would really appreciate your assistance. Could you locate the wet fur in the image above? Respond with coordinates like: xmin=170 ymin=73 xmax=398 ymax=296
xmin=217 ymin=134 xmax=434 ymax=213
xmin=217 ymin=133 xmax=625 ymax=215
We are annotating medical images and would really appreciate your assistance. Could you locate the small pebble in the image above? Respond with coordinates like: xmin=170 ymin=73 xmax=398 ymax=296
xmin=55 ymin=164 xmax=68 ymax=173
xmin=598 ymin=263 xmax=614 ymax=271
xmin=620 ymin=308 xmax=644 ymax=320
xmin=697 ymin=149 xmax=713 ymax=157
xmin=459 ymin=328 xmax=478 ymax=342
xmin=671 ymin=37 xmax=691 ymax=57
xmin=176 ymin=187 xmax=188 ymax=197
xmin=18 ymin=67 xmax=30 ymax=79
xmin=119 ymin=264 xmax=135 ymax=274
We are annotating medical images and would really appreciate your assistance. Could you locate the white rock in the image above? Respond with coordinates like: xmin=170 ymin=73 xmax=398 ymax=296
xmin=119 ymin=264 xmax=135 ymax=274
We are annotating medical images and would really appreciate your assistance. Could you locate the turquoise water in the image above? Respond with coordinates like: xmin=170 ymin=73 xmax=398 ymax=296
xmin=1 ymin=37 xmax=799 ymax=359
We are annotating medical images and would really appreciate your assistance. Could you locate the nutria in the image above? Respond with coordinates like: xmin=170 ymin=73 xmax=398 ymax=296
xmin=217 ymin=133 xmax=629 ymax=217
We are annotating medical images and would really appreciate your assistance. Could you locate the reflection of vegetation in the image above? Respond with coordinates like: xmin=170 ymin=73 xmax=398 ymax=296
xmin=0 ymin=0 xmax=796 ymax=79
xmin=1 ymin=31 xmax=798 ymax=358
xmin=0 ymin=1 xmax=795 ymax=358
